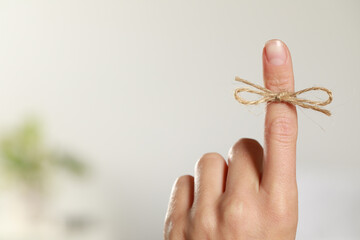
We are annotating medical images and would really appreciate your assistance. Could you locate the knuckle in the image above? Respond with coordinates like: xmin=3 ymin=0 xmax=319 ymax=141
xmin=234 ymin=138 xmax=261 ymax=150
xmin=229 ymin=138 xmax=263 ymax=157
xmin=190 ymin=209 xmax=216 ymax=235
xmin=195 ymin=152 xmax=224 ymax=171
xmin=266 ymin=117 xmax=297 ymax=144
xmin=219 ymin=197 xmax=245 ymax=227
xmin=174 ymin=175 xmax=193 ymax=188
xmin=238 ymin=137 xmax=260 ymax=145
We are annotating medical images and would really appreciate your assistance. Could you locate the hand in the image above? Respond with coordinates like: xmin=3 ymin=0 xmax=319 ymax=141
xmin=164 ymin=39 xmax=298 ymax=240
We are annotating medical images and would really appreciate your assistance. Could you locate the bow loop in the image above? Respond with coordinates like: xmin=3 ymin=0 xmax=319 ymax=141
xmin=234 ymin=87 xmax=271 ymax=105
xmin=294 ymin=87 xmax=333 ymax=106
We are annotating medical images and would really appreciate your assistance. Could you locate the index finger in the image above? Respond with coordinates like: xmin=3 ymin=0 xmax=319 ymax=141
xmin=260 ymin=39 xmax=298 ymax=194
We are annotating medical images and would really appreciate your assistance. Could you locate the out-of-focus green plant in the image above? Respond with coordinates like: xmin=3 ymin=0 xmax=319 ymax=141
xmin=0 ymin=119 xmax=86 ymax=191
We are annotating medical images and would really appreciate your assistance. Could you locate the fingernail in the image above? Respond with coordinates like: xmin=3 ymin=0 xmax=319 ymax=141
xmin=265 ymin=40 xmax=287 ymax=65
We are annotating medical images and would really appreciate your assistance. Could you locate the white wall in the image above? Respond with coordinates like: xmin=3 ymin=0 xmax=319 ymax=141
xmin=0 ymin=0 xmax=359 ymax=239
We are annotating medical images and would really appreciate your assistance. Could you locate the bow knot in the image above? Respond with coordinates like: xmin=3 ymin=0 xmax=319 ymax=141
xmin=274 ymin=92 xmax=291 ymax=102
xmin=234 ymin=77 xmax=333 ymax=116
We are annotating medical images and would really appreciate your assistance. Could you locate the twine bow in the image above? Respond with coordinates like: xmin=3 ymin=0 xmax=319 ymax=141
xmin=234 ymin=76 xmax=333 ymax=116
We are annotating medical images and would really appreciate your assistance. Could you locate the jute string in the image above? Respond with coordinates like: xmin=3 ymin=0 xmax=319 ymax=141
xmin=234 ymin=76 xmax=333 ymax=116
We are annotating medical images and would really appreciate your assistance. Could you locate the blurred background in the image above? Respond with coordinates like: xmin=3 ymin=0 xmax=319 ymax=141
xmin=0 ymin=0 xmax=359 ymax=239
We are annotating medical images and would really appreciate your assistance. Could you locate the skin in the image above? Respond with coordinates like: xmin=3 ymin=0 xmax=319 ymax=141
xmin=164 ymin=39 xmax=298 ymax=240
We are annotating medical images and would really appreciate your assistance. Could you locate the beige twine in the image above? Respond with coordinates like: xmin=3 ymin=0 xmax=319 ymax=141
xmin=234 ymin=76 xmax=333 ymax=116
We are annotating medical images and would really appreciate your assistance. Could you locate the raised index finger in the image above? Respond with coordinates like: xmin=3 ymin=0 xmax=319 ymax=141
xmin=260 ymin=39 xmax=298 ymax=194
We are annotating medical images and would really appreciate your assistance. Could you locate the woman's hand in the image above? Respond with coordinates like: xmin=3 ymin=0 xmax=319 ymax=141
xmin=164 ymin=39 xmax=298 ymax=240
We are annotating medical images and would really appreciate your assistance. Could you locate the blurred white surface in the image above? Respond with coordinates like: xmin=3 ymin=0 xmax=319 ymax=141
xmin=0 ymin=0 xmax=359 ymax=239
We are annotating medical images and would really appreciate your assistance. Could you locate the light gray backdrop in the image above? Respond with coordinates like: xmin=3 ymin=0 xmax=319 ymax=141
xmin=0 ymin=0 xmax=359 ymax=239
